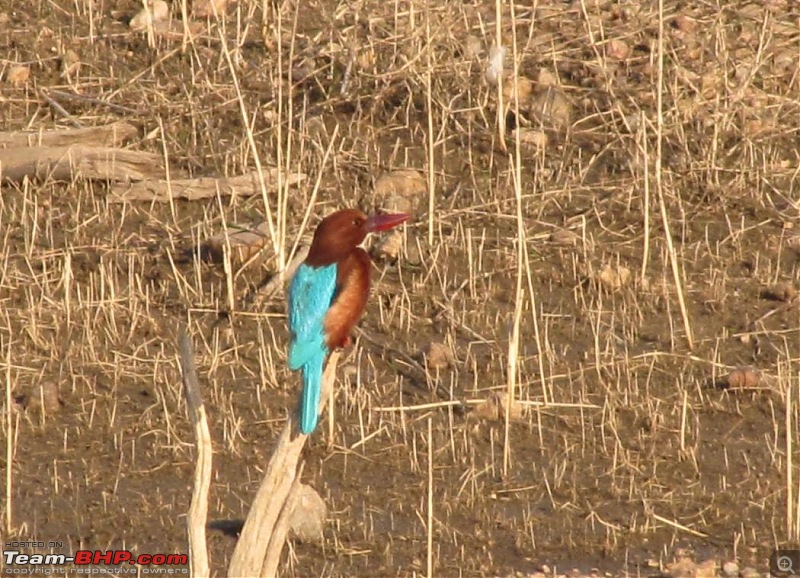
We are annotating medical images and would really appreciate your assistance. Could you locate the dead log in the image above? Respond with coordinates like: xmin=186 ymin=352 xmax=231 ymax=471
xmin=179 ymin=329 xmax=211 ymax=578
xmin=228 ymin=351 xmax=340 ymax=578
xmin=0 ymin=145 xmax=166 ymax=183
xmin=108 ymin=170 xmax=306 ymax=203
xmin=0 ymin=121 xmax=138 ymax=149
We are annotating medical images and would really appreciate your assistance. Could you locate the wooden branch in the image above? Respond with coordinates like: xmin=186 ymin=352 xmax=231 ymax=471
xmin=0 ymin=121 xmax=138 ymax=149
xmin=179 ymin=328 xmax=212 ymax=578
xmin=0 ymin=145 xmax=166 ymax=183
xmin=262 ymin=467 xmax=305 ymax=576
xmin=108 ymin=170 xmax=306 ymax=203
xmin=228 ymin=351 xmax=341 ymax=578
xmin=248 ymin=246 xmax=309 ymax=307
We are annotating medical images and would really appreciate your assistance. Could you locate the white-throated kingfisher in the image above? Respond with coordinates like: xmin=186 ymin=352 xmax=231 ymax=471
xmin=288 ymin=209 xmax=410 ymax=435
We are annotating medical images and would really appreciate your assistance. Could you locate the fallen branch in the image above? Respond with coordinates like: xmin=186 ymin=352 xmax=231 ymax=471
xmin=228 ymin=351 xmax=340 ymax=578
xmin=179 ymin=328 xmax=211 ymax=578
xmin=248 ymin=246 xmax=309 ymax=307
xmin=0 ymin=121 xmax=138 ymax=149
xmin=108 ymin=170 xmax=306 ymax=203
xmin=0 ymin=145 xmax=166 ymax=183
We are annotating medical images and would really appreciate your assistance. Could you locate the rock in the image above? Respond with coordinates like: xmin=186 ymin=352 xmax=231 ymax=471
xmin=725 ymin=366 xmax=760 ymax=390
xmin=465 ymin=35 xmax=483 ymax=59
xmin=374 ymin=230 xmax=404 ymax=260
xmin=607 ymin=38 xmax=630 ymax=60
xmin=25 ymin=381 xmax=63 ymax=414
xmin=289 ymin=484 xmax=326 ymax=543
xmin=193 ymin=0 xmax=230 ymax=17
xmin=514 ymin=128 xmax=548 ymax=149
xmin=722 ymin=561 xmax=739 ymax=577
xmin=502 ymin=74 xmax=534 ymax=105
xmin=597 ymin=264 xmax=631 ymax=290
xmin=472 ymin=392 xmax=524 ymax=422
xmin=673 ymin=14 xmax=698 ymax=33
xmin=762 ymin=282 xmax=796 ymax=302
xmin=530 ymin=86 xmax=571 ymax=130
xmin=550 ymin=228 xmax=580 ymax=246
xmin=130 ymin=0 xmax=169 ymax=31
xmin=665 ymin=556 xmax=696 ymax=578
xmin=61 ymin=49 xmax=81 ymax=78
xmin=197 ymin=221 xmax=271 ymax=268
xmin=421 ymin=341 xmax=454 ymax=369
xmin=6 ymin=65 xmax=30 ymax=87
xmin=536 ymin=68 xmax=558 ymax=87
xmin=485 ymin=45 xmax=506 ymax=86
xmin=695 ymin=559 xmax=717 ymax=577
xmin=374 ymin=169 xmax=427 ymax=215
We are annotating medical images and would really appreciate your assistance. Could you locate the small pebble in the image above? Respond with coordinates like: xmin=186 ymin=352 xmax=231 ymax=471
xmin=421 ymin=341 xmax=454 ymax=370
xmin=722 ymin=561 xmax=739 ymax=577
xmin=6 ymin=65 xmax=30 ymax=87
xmin=374 ymin=169 xmax=426 ymax=215
xmin=550 ymin=228 xmax=580 ymax=246
xmin=530 ymin=86 xmax=571 ymax=129
xmin=597 ymin=264 xmax=631 ymax=290
xmin=726 ymin=366 xmax=761 ymax=390
xmin=374 ymin=230 xmax=404 ymax=260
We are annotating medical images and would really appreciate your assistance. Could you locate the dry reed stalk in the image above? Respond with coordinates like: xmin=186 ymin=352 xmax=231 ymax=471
xmin=213 ymin=17 xmax=282 ymax=266
xmin=651 ymin=512 xmax=708 ymax=538
xmin=286 ymin=124 xmax=340 ymax=263
xmin=679 ymin=389 xmax=688 ymax=453
xmin=4 ymin=341 xmax=13 ymax=536
xmin=228 ymin=351 xmax=341 ymax=577
xmin=375 ymin=399 xmax=601 ymax=412
xmin=639 ymin=111 xmax=651 ymax=283
xmin=426 ymin=417 xmax=434 ymax=577
xmin=787 ymin=375 xmax=794 ymax=539
xmin=655 ymin=0 xmax=693 ymax=350
xmin=214 ymin=191 xmax=237 ymax=313
xmin=794 ymin=368 xmax=800 ymax=541
xmin=425 ymin=4 xmax=435 ymax=246
xmin=503 ymin=0 xmax=527 ymax=479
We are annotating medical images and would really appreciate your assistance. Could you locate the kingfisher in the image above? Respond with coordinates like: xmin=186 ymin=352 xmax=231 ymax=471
xmin=288 ymin=208 xmax=410 ymax=435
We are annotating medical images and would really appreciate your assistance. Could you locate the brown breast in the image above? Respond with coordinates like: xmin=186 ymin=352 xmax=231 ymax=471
xmin=324 ymin=248 xmax=371 ymax=350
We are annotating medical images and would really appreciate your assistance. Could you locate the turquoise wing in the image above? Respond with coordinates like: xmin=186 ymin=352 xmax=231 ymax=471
xmin=288 ymin=263 xmax=338 ymax=369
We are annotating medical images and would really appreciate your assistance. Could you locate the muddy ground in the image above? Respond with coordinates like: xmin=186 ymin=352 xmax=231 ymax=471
xmin=2 ymin=0 xmax=800 ymax=576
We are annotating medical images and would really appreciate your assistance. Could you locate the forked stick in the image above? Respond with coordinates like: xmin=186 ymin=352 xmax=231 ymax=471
xmin=228 ymin=351 xmax=341 ymax=578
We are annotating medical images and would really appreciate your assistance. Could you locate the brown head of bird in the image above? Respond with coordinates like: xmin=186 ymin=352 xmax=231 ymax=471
xmin=305 ymin=209 xmax=410 ymax=266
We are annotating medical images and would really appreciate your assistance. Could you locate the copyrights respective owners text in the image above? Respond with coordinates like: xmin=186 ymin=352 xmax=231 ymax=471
xmin=3 ymin=541 xmax=188 ymax=575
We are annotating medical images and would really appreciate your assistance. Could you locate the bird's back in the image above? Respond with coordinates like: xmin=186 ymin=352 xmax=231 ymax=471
xmin=288 ymin=262 xmax=338 ymax=369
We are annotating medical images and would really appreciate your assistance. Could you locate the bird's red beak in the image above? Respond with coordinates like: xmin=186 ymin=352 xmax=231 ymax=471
xmin=365 ymin=212 xmax=410 ymax=232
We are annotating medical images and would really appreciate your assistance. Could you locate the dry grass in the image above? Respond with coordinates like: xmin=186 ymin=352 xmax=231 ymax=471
xmin=2 ymin=0 xmax=800 ymax=575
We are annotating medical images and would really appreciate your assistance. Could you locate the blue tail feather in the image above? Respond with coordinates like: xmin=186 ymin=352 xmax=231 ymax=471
xmin=300 ymin=351 xmax=326 ymax=434
xmin=289 ymin=339 xmax=320 ymax=371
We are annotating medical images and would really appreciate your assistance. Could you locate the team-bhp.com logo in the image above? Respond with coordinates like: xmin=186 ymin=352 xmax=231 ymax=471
xmin=4 ymin=542 xmax=188 ymax=574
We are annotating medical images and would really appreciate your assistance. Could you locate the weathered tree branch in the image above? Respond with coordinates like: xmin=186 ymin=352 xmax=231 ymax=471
xmin=0 ymin=121 xmax=138 ymax=149
xmin=0 ymin=145 xmax=165 ymax=183
xmin=108 ymin=170 xmax=306 ymax=203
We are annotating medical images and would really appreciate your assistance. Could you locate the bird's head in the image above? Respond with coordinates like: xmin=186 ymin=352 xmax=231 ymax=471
xmin=306 ymin=209 xmax=410 ymax=266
